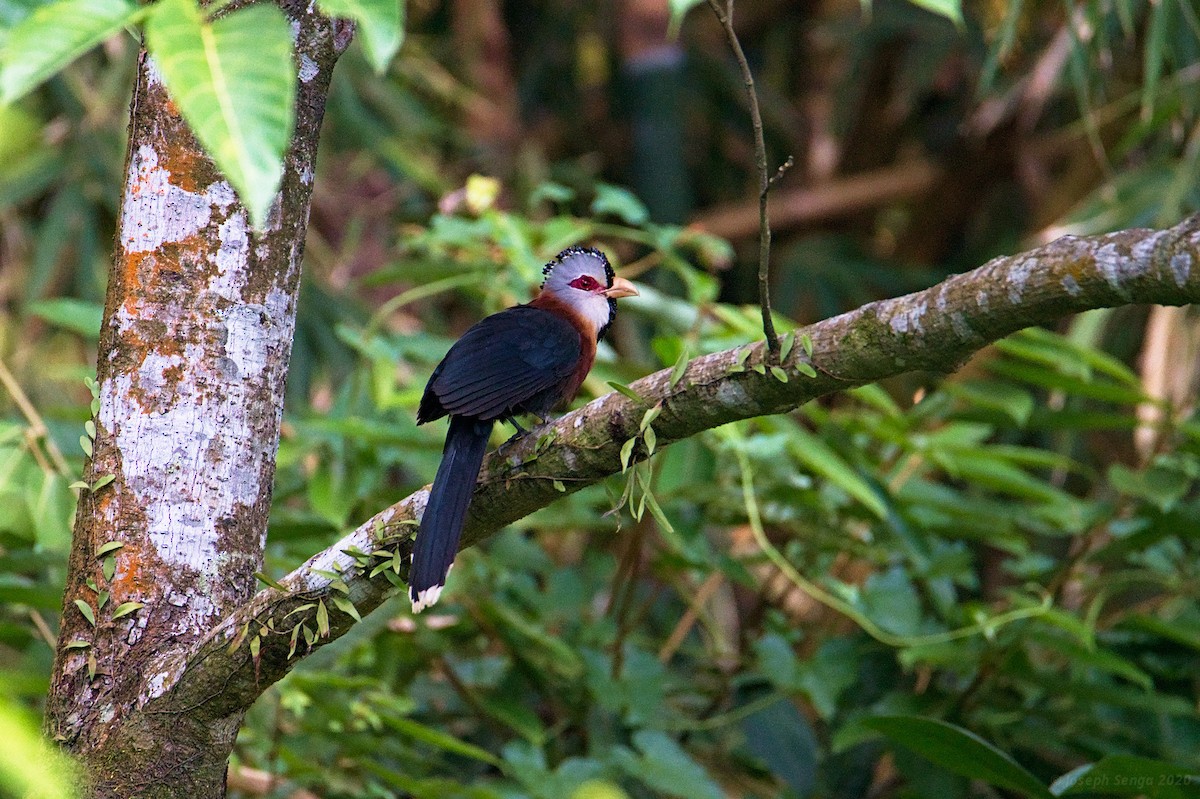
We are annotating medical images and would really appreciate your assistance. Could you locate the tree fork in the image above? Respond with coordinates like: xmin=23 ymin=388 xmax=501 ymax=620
xmin=44 ymin=6 xmax=350 ymax=797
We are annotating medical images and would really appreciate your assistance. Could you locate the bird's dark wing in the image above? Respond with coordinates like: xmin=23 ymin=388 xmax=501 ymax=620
xmin=418 ymin=305 xmax=583 ymax=423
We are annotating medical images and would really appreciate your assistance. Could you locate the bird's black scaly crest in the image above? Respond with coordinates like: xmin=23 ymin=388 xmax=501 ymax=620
xmin=541 ymin=246 xmax=615 ymax=289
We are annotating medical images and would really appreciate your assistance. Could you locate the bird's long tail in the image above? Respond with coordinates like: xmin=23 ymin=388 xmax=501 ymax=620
xmin=409 ymin=416 xmax=492 ymax=612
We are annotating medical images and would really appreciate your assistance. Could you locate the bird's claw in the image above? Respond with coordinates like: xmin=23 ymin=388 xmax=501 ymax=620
xmin=497 ymin=413 xmax=555 ymax=455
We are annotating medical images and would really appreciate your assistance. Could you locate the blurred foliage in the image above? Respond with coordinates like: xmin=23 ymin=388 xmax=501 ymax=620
xmin=3 ymin=0 xmax=1200 ymax=797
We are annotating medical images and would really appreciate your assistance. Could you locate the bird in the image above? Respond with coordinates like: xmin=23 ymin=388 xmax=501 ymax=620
xmin=409 ymin=246 xmax=639 ymax=612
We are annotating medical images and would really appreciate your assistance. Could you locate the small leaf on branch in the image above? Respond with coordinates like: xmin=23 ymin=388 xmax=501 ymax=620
xmin=316 ymin=599 xmax=330 ymax=638
xmin=779 ymin=332 xmax=795 ymax=361
xmin=669 ymin=347 xmax=690 ymax=389
xmin=608 ymin=381 xmax=647 ymax=404
xmin=640 ymin=404 xmax=662 ymax=433
xmin=254 ymin=571 xmax=286 ymax=590
xmin=111 ymin=601 xmax=144 ymax=619
xmin=332 ymin=595 xmax=362 ymax=622
xmin=620 ymin=438 xmax=637 ymax=473
xmin=74 ymin=599 xmax=95 ymax=627
xmin=284 ymin=603 xmax=317 ymax=619
xmin=95 ymin=541 xmax=124 ymax=558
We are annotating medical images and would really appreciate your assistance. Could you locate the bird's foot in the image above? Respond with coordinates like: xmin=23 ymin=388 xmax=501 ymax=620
xmin=497 ymin=413 xmax=555 ymax=455
xmin=497 ymin=417 xmax=530 ymax=454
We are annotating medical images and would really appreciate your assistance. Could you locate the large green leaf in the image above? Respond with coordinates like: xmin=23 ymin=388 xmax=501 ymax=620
xmin=1051 ymin=755 xmax=1199 ymax=797
xmin=26 ymin=298 xmax=103 ymax=338
xmin=788 ymin=427 xmax=890 ymax=519
xmin=864 ymin=715 xmax=1055 ymax=799
xmin=0 ymin=0 xmax=142 ymax=104
xmin=315 ymin=0 xmax=404 ymax=74
xmin=145 ymin=0 xmax=295 ymax=229
xmin=612 ymin=731 xmax=723 ymax=799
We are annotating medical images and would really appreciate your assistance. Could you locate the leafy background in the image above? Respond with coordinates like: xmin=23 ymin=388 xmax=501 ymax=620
xmin=2 ymin=0 xmax=1200 ymax=797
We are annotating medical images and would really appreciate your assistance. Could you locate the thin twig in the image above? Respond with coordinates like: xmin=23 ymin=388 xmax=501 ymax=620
xmin=0 ymin=356 xmax=73 ymax=477
xmin=706 ymin=0 xmax=791 ymax=359
xmin=29 ymin=609 xmax=57 ymax=650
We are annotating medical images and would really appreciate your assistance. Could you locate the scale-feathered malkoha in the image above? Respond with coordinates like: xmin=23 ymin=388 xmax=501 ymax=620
xmin=409 ymin=247 xmax=638 ymax=611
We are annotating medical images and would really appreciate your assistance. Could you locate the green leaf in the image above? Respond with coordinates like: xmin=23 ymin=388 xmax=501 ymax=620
xmin=288 ymin=621 xmax=303 ymax=658
xmin=145 ymin=0 xmax=296 ymax=229
xmin=63 ymin=639 xmax=91 ymax=650
xmin=25 ymin=298 xmax=104 ymax=338
xmin=73 ymin=599 xmax=95 ymax=627
xmin=111 ymin=601 xmax=143 ymax=619
xmin=95 ymin=540 xmax=123 ymax=559
xmin=641 ymin=485 xmax=673 ymax=534
xmin=382 ymin=713 xmax=502 ymax=766
xmin=795 ymin=361 xmax=817 ymax=378
xmin=770 ymin=366 xmax=789 ymax=383
xmin=788 ymin=428 xmax=889 ymax=519
xmin=79 ymin=435 xmax=92 ymax=458
xmin=315 ymin=598 xmax=330 ymax=637
xmin=1051 ymin=755 xmax=1200 ymax=796
xmin=254 ymin=571 xmax=285 ymax=590
xmin=779 ymin=331 xmax=795 ymax=361
xmin=90 ymin=474 xmax=115 ymax=492
xmin=1108 ymin=463 xmax=1191 ymax=512
xmin=905 ymin=0 xmax=962 ymax=25
xmin=316 ymin=0 xmax=404 ymax=74
xmin=620 ymin=438 xmax=636 ymax=473
xmin=614 ymin=730 xmax=722 ymax=799
xmin=102 ymin=555 xmax=116 ymax=582
xmin=331 ymin=595 xmax=361 ymax=622
xmin=284 ymin=603 xmax=317 ymax=619
xmin=669 ymin=346 xmax=689 ymax=389
xmin=607 ymin=381 xmax=646 ymax=404
xmin=590 ymin=183 xmax=649 ymax=226
xmin=666 ymin=0 xmax=703 ymax=38
xmin=864 ymin=715 xmax=1054 ymax=799
xmin=0 ymin=0 xmax=142 ymax=104
xmin=1140 ymin=0 xmax=1167 ymax=123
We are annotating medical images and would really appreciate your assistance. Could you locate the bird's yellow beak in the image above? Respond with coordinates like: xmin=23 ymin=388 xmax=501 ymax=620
xmin=603 ymin=277 xmax=640 ymax=299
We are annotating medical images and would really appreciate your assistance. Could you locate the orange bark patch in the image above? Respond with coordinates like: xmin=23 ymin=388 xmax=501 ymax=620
xmin=108 ymin=543 xmax=159 ymax=602
xmin=159 ymin=139 xmax=204 ymax=194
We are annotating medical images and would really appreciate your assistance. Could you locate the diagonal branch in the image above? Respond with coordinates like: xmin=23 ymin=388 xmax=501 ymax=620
xmin=149 ymin=215 xmax=1200 ymax=721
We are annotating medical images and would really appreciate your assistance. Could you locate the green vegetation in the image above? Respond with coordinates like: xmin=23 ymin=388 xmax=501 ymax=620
xmin=3 ymin=0 xmax=1200 ymax=796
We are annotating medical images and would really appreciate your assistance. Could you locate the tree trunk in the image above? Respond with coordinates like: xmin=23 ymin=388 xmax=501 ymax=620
xmin=44 ymin=7 xmax=349 ymax=796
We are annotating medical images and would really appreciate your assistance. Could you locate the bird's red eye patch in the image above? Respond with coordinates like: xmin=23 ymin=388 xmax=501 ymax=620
xmin=569 ymin=275 xmax=601 ymax=291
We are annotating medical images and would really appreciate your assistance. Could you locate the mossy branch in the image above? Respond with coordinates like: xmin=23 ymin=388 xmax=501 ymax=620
xmin=156 ymin=215 xmax=1200 ymax=720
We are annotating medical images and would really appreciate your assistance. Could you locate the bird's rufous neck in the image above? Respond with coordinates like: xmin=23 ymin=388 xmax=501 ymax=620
xmin=529 ymin=291 xmax=599 ymax=341
xmin=528 ymin=292 xmax=598 ymax=402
